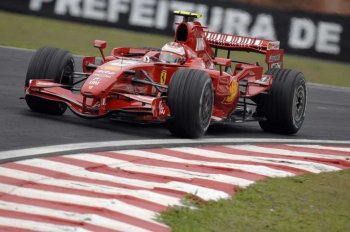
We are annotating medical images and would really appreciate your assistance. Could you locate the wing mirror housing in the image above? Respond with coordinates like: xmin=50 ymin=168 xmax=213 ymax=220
xmin=214 ymin=57 xmax=232 ymax=75
xmin=94 ymin=40 xmax=107 ymax=62
xmin=94 ymin=40 xmax=107 ymax=49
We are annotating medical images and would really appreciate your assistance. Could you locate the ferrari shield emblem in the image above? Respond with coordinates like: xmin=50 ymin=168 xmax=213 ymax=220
xmin=160 ymin=70 xmax=167 ymax=85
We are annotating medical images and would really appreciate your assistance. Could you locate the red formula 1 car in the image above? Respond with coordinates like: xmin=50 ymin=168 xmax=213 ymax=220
xmin=24 ymin=11 xmax=306 ymax=138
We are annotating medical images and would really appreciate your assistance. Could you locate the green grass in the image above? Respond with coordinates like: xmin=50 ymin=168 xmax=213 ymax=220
xmin=1 ymin=10 xmax=350 ymax=87
xmin=160 ymin=170 xmax=350 ymax=232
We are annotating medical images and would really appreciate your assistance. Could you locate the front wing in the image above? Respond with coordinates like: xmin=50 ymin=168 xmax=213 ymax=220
xmin=25 ymin=80 xmax=170 ymax=121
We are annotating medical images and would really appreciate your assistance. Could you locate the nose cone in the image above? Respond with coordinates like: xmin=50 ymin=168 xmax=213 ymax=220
xmin=81 ymin=66 xmax=122 ymax=97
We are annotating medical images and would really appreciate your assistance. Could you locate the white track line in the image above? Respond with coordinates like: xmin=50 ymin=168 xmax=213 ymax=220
xmin=231 ymin=145 xmax=350 ymax=160
xmin=19 ymin=158 xmax=229 ymax=200
xmin=0 ymin=167 xmax=180 ymax=207
xmin=170 ymin=147 xmax=340 ymax=173
xmin=0 ymin=200 xmax=141 ymax=232
xmin=115 ymin=150 xmax=294 ymax=177
xmin=69 ymin=153 xmax=254 ymax=187
xmin=1 ymin=138 xmax=349 ymax=160
xmin=288 ymin=144 xmax=350 ymax=152
xmin=0 ymin=216 xmax=89 ymax=232
xmin=0 ymin=183 xmax=165 ymax=228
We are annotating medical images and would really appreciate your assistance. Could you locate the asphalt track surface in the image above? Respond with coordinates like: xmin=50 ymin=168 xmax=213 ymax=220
xmin=1 ymin=46 xmax=350 ymax=152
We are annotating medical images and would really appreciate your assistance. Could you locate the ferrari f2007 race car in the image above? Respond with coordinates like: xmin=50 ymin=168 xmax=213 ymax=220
xmin=24 ymin=11 xmax=306 ymax=138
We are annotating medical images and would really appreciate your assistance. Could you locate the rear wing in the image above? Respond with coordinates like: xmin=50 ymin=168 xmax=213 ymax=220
xmin=205 ymin=31 xmax=284 ymax=68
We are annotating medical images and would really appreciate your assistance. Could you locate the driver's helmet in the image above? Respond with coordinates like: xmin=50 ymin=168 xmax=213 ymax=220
xmin=159 ymin=42 xmax=186 ymax=64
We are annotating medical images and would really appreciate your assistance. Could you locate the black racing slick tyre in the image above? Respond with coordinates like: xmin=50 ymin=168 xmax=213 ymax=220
xmin=167 ymin=69 xmax=214 ymax=138
xmin=25 ymin=47 xmax=74 ymax=115
xmin=255 ymin=68 xmax=307 ymax=134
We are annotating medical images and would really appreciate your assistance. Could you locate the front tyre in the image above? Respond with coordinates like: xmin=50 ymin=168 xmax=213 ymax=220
xmin=167 ymin=69 xmax=213 ymax=138
xmin=25 ymin=47 xmax=74 ymax=115
xmin=255 ymin=68 xmax=307 ymax=134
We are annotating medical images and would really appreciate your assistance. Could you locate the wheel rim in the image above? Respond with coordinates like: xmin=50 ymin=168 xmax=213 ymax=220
xmin=292 ymin=84 xmax=306 ymax=122
xmin=60 ymin=60 xmax=74 ymax=85
xmin=199 ymin=82 xmax=213 ymax=128
xmin=58 ymin=60 xmax=73 ymax=111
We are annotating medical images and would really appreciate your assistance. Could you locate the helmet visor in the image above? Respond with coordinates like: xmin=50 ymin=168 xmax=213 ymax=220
xmin=159 ymin=51 xmax=185 ymax=64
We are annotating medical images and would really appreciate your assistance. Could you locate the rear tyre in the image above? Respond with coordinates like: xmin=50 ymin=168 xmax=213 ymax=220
xmin=255 ymin=68 xmax=306 ymax=134
xmin=167 ymin=69 xmax=213 ymax=138
xmin=25 ymin=47 xmax=74 ymax=115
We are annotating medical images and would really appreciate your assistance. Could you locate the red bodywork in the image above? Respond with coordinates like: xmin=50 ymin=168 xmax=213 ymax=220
xmin=25 ymin=17 xmax=284 ymax=123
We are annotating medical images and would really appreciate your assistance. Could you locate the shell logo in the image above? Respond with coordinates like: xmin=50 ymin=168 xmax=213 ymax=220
xmin=101 ymin=66 xmax=121 ymax=71
xmin=224 ymin=80 xmax=239 ymax=103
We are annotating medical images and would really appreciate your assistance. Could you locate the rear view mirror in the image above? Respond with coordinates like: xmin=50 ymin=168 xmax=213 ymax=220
xmin=214 ymin=57 xmax=232 ymax=75
xmin=94 ymin=40 xmax=107 ymax=62
xmin=94 ymin=40 xmax=107 ymax=49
